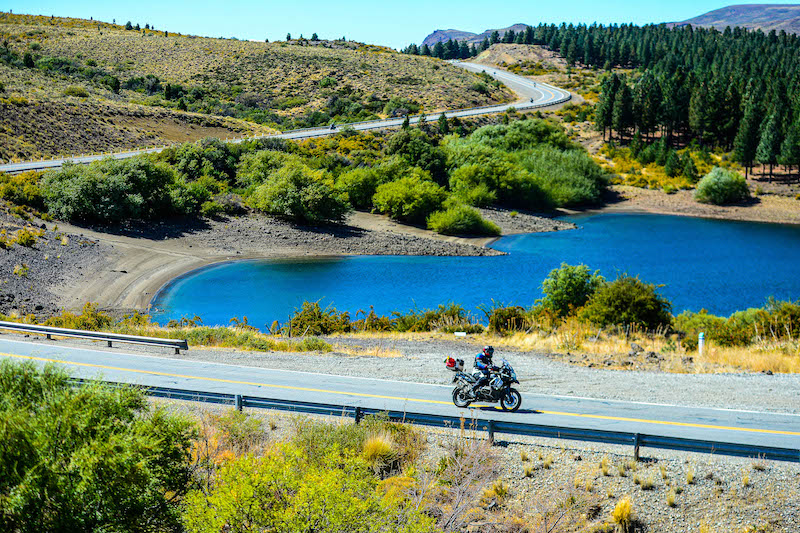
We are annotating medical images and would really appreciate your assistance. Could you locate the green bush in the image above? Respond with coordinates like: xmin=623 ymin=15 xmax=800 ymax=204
xmin=694 ymin=167 xmax=750 ymax=205
xmin=427 ymin=204 xmax=500 ymax=236
xmin=182 ymin=436 xmax=434 ymax=533
xmin=516 ymin=146 xmax=606 ymax=206
xmin=0 ymin=171 xmax=44 ymax=210
xmin=235 ymin=149 xmax=294 ymax=188
xmin=0 ymin=361 xmax=194 ymax=533
xmin=385 ymin=128 xmax=447 ymax=183
xmin=335 ymin=167 xmax=384 ymax=209
xmin=537 ymin=263 xmax=604 ymax=317
xmin=469 ymin=118 xmax=574 ymax=152
xmin=482 ymin=304 xmax=530 ymax=334
xmin=392 ymin=303 xmax=483 ymax=333
xmin=373 ymin=171 xmax=447 ymax=223
xmin=284 ymin=301 xmax=351 ymax=335
xmin=167 ymin=138 xmax=240 ymax=183
xmin=41 ymin=158 xmax=183 ymax=222
xmin=64 ymin=85 xmax=89 ymax=97
xmin=451 ymin=182 xmax=497 ymax=207
xmin=581 ymin=275 xmax=672 ymax=329
xmin=248 ymin=161 xmax=350 ymax=224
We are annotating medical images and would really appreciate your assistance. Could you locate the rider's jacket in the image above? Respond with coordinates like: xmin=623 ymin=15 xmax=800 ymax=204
xmin=475 ymin=352 xmax=493 ymax=374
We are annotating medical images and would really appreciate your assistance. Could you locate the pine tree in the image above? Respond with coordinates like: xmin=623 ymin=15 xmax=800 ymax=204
xmin=286 ymin=33 xmax=291 ymax=41
xmin=733 ymin=101 xmax=761 ymax=178
xmin=612 ymin=81 xmax=633 ymax=140
xmin=432 ymin=42 xmax=444 ymax=59
xmin=420 ymin=44 xmax=431 ymax=56
xmin=682 ymin=153 xmax=699 ymax=182
xmin=125 ymin=21 xmax=132 ymax=30
xmin=402 ymin=115 xmax=410 ymax=130
xmin=778 ymin=120 xmax=800 ymax=176
xmin=490 ymin=31 xmax=500 ymax=44
xmin=664 ymin=149 xmax=680 ymax=177
xmin=595 ymin=74 xmax=620 ymax=140
xmin=755 ymin=113 xmax=780 ymax=180
xmin=311 ymin=33 xmax=319 ymax=41
xmin=438 ymin=113 xmax=449 ymax=134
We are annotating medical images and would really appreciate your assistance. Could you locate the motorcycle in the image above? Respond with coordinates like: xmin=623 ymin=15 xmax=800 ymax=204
xmin=444 ymin=357 xmax=522 ymax=412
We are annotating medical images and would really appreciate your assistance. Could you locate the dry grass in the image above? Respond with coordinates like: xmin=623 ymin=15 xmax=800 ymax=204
xmin=333 ymin=343 xmax=404 ymax=358
xmin=0 ymin=12 xmax=512 ymax=159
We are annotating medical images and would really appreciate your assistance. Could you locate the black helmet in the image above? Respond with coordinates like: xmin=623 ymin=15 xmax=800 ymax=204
xmin=482 ymin=345 xmax=494 ymax=358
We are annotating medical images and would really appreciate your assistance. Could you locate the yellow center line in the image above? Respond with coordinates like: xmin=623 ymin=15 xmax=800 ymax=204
xmin=4 ymin=352 xmax=800 ymax=437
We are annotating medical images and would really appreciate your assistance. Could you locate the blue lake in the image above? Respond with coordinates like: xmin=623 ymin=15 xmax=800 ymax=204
xmin=151 ymin=213 xmax=800 ymax=329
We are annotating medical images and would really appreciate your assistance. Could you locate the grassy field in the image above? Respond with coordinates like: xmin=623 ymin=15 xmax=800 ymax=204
xmin=0 ymin=12 xmax=511 ymax=161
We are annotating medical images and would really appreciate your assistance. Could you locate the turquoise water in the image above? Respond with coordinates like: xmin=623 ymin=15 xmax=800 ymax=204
xmin=151 ymin=213 xmax=800 ymax=329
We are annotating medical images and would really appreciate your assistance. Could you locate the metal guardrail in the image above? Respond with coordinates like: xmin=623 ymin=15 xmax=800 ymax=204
xmin=0 ymin=321 xmax=188 ymax=354
xmin=91 ymin=380 xmax=800 ymax=463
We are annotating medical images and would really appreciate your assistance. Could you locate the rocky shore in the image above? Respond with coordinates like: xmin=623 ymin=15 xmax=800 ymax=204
xmin=0 ymin=206 xmax=568 ymax=316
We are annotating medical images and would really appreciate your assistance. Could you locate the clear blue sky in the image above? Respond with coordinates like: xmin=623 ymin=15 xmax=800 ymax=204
xmin=4 ymin=1 xmax=799 ymax=49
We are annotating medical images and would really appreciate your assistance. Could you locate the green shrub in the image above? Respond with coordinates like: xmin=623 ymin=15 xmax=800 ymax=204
xmin=427 ymin=204 xmax=500 ymax=236
xmin=482 ymin=304 xmax=530 ymax=334
xmin=248 ymin=161 xmax=350 ymax=224
xmin=0 ymin=171 xmax=44 ymax=210
xmin=581 ymin=275 xmax=672 ymax=329
xmin=168 ymin=138 xmax=240 ymax=183
xmin=0 ymin=361 xmax=194 ymax=532
xmin=516 ymin=146 xmax=606 ymax=206
xmin=373 ymin=171 xmax=447 ymax=223
xmin=393 ymin=303 xmax=482 ymax=333
xmin=64 ymin=85 xmax=89 ymax=97
xmin=469 ymin=118 xmax=574 ymax=152
xmin=235 ymin=149 xmax=294 ymax=187
xmin=385 ymin=128 xmax=447 ymax=182
xmin=537 ymin=263 xmax=604 ymax=317
xmin=335 ymin=167 xmax=384 ymax=209
xmin=694 ymin=167 xmax=750 ymax=205
xmin=42 ymin=158 xmax=182 ymax=222
xmin=283 ymin=301 xmax=351 ymax=335
xmin=14 ymin=229 xmax=36 ymax=247
xmin=451 ymin=182 xmax=497 ymax=207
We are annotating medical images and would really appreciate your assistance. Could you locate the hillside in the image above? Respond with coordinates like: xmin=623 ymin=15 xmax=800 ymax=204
xmin=672 ymin=4 xmax=800 ymax=34
xmin=422 ymin=23 xmax=529 ymax=46
xmin=0 ymin=12 xmax=511 ymax=161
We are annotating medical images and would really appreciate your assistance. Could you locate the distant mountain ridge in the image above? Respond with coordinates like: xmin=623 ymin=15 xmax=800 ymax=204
xmin=421 ymin=24 xmax=529 ymax=46
xmin=672 ymin=4 xmax=800 ymax=34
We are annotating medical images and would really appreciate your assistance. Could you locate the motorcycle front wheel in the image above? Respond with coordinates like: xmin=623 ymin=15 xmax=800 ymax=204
xmin=452 ymin=388 xmax=472 ymax=408
xmin=500 ymin=388 xmax=522 ymax=412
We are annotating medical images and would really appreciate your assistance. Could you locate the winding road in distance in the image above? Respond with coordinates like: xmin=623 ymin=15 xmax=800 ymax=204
xmin=0 ymin=61 xmax=570 ymax=174
xmin=1 ymin=338 xmax=798 ymax=456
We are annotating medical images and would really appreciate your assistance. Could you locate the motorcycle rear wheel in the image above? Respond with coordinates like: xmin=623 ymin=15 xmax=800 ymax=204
xmin=500 ymin=388 xmax=522 ymax=412
xmin=452 ymin=388 xmax=472 ymax=408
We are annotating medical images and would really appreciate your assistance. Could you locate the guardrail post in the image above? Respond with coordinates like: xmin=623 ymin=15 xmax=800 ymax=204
xmin=633 ymin=433 xmax=641 ymax=461
xmin=46 ymin=334 xmax=52 ymax=340
xmin=107 ymin=340 xmax=112 ymax=348
xmin=487 ymin=420 xmax=495 ymax=444
xmin=354 ymin=406 xmax=363 ymax=424
xmin=174 ymin=347 xmax=181 ymax=355
xmin=235 ymin=394 xmax=243 ymax=411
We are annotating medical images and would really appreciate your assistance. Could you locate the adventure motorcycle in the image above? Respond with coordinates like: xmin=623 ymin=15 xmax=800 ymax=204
xmin=444 ymin=357 xmax=522 ymax=412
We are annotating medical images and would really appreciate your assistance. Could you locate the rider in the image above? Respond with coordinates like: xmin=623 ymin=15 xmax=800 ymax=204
xmin=469 ymin=345 xmax=497 ymax=398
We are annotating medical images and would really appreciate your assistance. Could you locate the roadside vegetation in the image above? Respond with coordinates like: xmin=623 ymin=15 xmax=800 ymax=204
xmin=1 ymin=361 xmax=794 ymax=533
xmin=4 ymin=261 xmax=797 ymax=373
xmin=0 ymin=115 xmax=608 ymax=234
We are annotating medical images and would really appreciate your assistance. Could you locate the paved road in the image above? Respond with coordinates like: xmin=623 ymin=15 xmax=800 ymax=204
xmin=2 ymin=338 xmax=798 ymax=453
xmin=0 ymin=62 xmax=570 ymax=174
